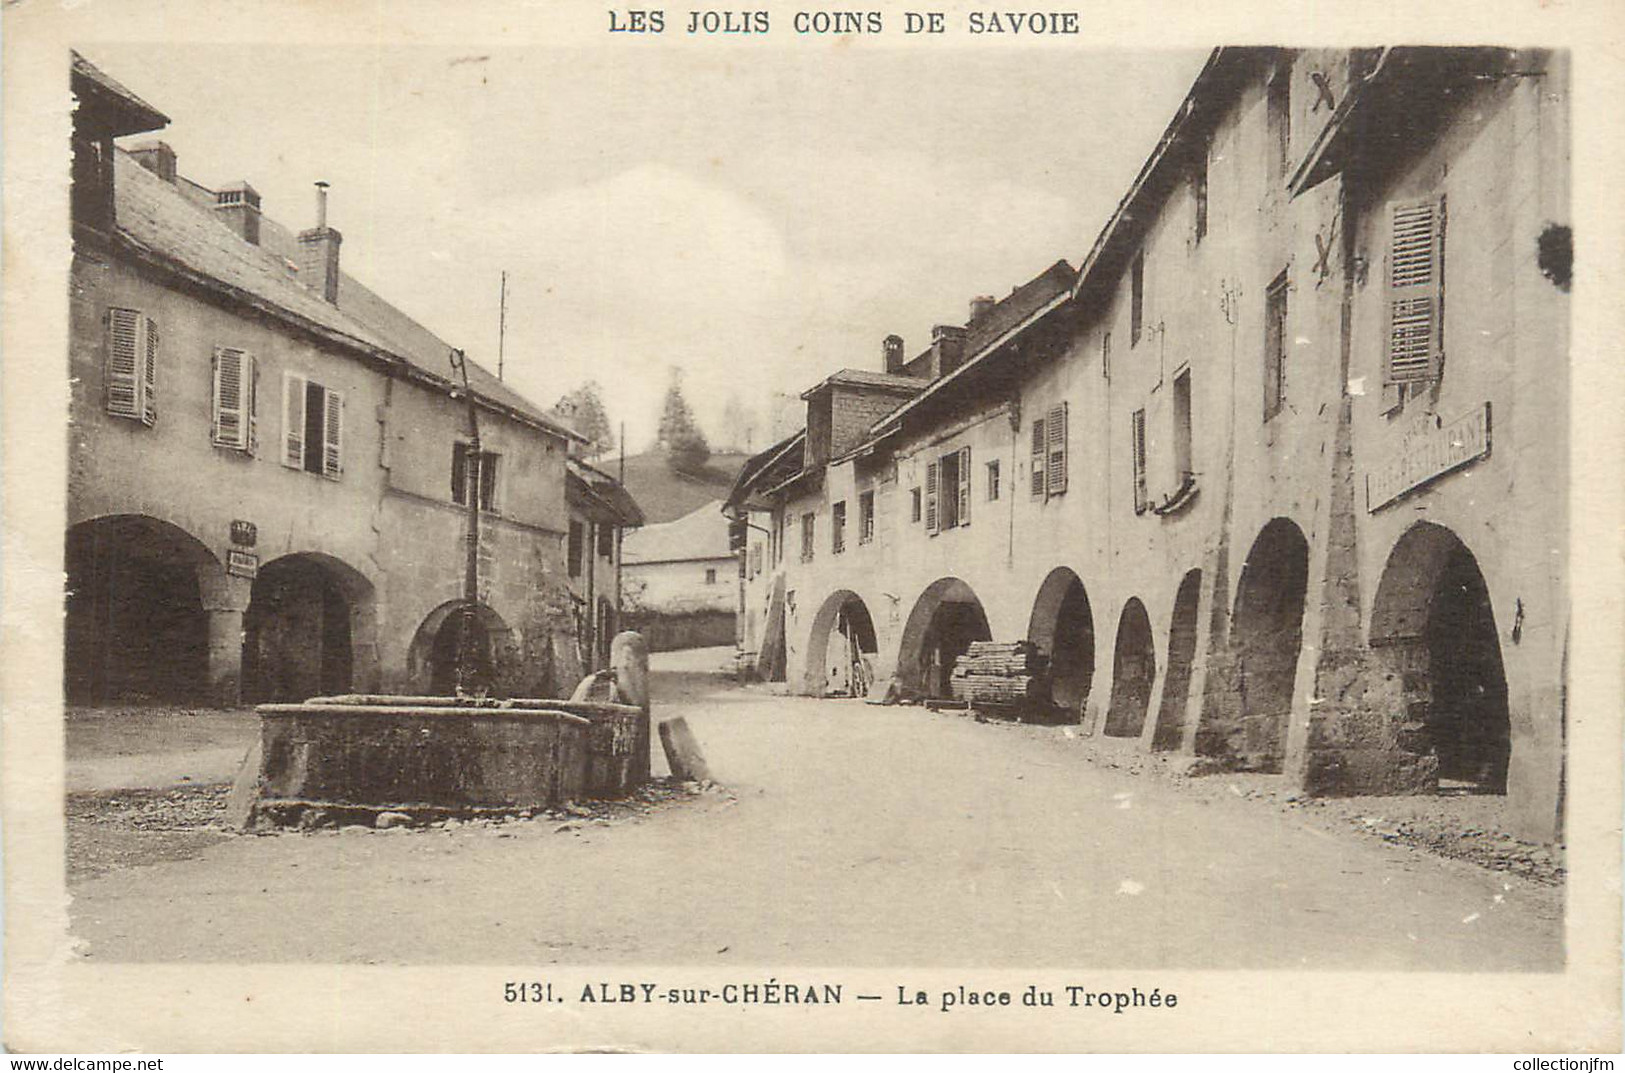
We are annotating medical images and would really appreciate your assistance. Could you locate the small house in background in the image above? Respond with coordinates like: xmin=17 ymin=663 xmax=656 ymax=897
xmin=565 ymin=456 xmax=644 ymax=671
xmin=620 ymin=500 xmax=738 ymax=652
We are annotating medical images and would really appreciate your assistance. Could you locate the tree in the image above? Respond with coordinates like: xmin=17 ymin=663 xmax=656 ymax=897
xmin=553 ymin=381 xmax=615 ymax=460
xmin=718 ymin=392 xmax=757 ymax=453
xmin=657 ymin=367 xmax=710 ymax=474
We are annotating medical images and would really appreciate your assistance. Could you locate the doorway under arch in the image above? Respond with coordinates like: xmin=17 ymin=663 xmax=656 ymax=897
xmin=408 ymin=600 xmax=513 ymax=696
xmin=897 ymin=577 xmax=992 ymax=700
xmin=804 ymin=590 xmax=880 ymax=696
xmin=1370 ymin=522 xmax=1510 ymax=793
xmin=1027 ymin=567 xmax=1095 ymax=721
xmin=1150 ymin=569 xmax=1203 ymax=751
xmin=1104 ymin=597 xmax=1156 ymax=738
xmin=1222 ymin=517 xmax=1310 ymax=772
xmin=242 ymin=552 xmax=373 ymax=703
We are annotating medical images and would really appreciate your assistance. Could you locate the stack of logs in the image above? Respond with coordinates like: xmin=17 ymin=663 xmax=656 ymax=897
xmin=950 ymin=641 xmax=1049 ymax=713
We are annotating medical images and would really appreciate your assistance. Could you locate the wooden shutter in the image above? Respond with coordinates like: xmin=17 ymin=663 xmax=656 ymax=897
xmin=957 ymin=446 xmax=971 ymax=526
xmin=1132 ymin=408 xmax=1148 ymax=514
xmin=212 ymin=348 xmax=253 ymax=450
xmin=281 ymin=372 xmax=307 ymax=468
xmin=925 ymin=460 xmax=939 ymax=534
xmin=105 ymin=308 xmax=144 ymax=421
xmin=1045 ymin=403 xmax=1068 ymax=496
xmin=321 ymin=388 xmax=345 ymax=480
xmin=1385 ymin=196 xmax=1445 ymax=384
xmin=1030 ymin=418 xmax=1046 ymax=496
xmin=142 ymin=316 xmax=159 ymax=425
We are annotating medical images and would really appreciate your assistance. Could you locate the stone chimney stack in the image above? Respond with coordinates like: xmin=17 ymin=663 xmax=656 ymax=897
xmin=931 ymin=324 xmax=967 ymax=379
xmin=298 ymin=181 xmax=343 ymax=305
xmin=214 ymin=180 xmax=262 ymax=245
xmin=883 ymin=334 xmax=906 ymax=375
xmin=969 ymin=295 xmax=995 ymax=323
xmin=128 ymin=140 xmax=177 ymax=183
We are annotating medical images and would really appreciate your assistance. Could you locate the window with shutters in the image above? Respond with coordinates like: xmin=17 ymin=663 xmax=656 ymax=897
xmin=925 ymin=461 xmax=940 ymax=534
xmin=800 ymin=512 xmax=816 ymax=563
xmin=985 ymin=460 xmax=1000 ymax=502
xmin=1173 ymin=368 xmax=1194 ymax=484
xmin=105 ymin=308 xmax=158 ymax=426
xmin=597 ymin=523 xmax=614 ymax=560
xmin=832 ymin=501 xmax=847 ymax=554
xmin=1130 ymin=252 xmax=1146 ymax=347
xmin=1030 ymin=419 xmax=1046 ymax=497
xmin=211 ymin=347 xmax=256 ymax=452
xmin=1045 ymin=403 xmax=1068 ymax=497
xmin=1264 ymin=271 xmax=1289 ymax=421
xmin=1385 ymin=195 xmax=1445 ymax=387
xmin=1131 ymin=408 xmax=1149 ymax=514
xmin=282 ymin=372 xmax=344 ymax=479
xmin=567 ymin=520 xmax=584 ymax=577
xmin=452 ymin=442 xmax=500 ymax=510
xmin=931 ymin=447 xmax=970 ymax=531
xmin=859 ymin=490 xmax=875 ymax=544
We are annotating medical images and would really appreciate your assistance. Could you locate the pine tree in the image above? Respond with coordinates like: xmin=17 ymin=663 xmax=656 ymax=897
xmin=657 ymin=367 xmax=710 ymax=474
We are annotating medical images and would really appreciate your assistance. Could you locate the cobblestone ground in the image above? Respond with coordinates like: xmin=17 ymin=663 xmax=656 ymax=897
xmin=66 ymin=651 xmax=1562 ymax=968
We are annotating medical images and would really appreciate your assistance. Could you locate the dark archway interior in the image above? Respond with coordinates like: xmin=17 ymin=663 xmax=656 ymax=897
xmin=1151 ymin=569 xmax=1203 ymax=751
xmin=1029 ymin=570 xmax=1095 ymax=719
xmin=428 ymin=605 xmax=501 ymax=696
xmin=811 ymin=594 xmax=879 ymax=696
xmin=243 ymin=556 xmax=354 ymax=703
xmin=1372 ymin=524 xmax=1510 ymax=794
xmin=1228 ymin=520 xmax=1309 ymax=771
xmin=922 ymin=601 xmax=992 ymax=699
xmin=65 ymin=517 xmax=210 ymax=705
xmin=1105 ymin=599 xmax=1155 ymax=737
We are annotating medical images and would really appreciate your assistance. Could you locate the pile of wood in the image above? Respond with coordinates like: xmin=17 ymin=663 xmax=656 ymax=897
xmin=950 ymin=641 xmax=1049 ymax=712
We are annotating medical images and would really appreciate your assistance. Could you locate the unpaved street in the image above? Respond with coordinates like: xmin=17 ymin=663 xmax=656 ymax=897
xmin=68 ymin=654 xmax=1562 ymax=968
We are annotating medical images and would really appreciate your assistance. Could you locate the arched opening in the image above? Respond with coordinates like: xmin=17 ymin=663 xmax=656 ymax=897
xmin=897 ymin=577 xmax=992 ymax=700
xmin=804 ymin=590 xmax=880 ymax=697
xmin=242 ymin=553 xmax=372 ymax=703
xmin=65 ymin=515 xmax=214 ymax=705
xmin=1026 ymin=567 xmax=1095 ymax=721
xmin=1104 ymin=598 xmax=1155 ymax=737
xmin=1151 ymin=569 xmax=1203 ymax=751
xmin=408 ymin=600 xmax=513 ymax=697
xmin=1224 ymin=518 xmax=1310 ymax=772
xmin=1370 ymin=522 xmax=1510 ymax=793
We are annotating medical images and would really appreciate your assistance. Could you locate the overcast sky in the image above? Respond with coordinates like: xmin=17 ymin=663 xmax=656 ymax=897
xmin=89 ymin=42 xmax=1206 ymax=454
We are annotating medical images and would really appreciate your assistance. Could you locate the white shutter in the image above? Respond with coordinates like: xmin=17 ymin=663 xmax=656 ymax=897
xmin=282 ymin=372 xmax=307 ymax=469
xmin=105 ymin=308 xmax=143 ymax=421
xmin=141 ymin=316 xmax=159 ymax=426
xmin=1046 ymin=402 xmax=1068 ymax=497
xmin=925 ymin=460 xmax=939 ymax=535
xmin=1385 ymin=196 xmax=1445 ymax=384
xmin=322 ymin=388 xmax=345 ymax=480
xmin=212 ymin=348 xmax=253 ymax=450
xmin=1029 ymin=418 xmax=1046 ymax=497
xmin=957 ymin=446 xmax=971 ymax=526
xmin=1131 ymin=408 xmax=1148 ymax=514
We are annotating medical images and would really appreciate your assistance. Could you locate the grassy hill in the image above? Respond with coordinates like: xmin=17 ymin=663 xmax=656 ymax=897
xmin=608 ymin=449 xmax=751 ymax=525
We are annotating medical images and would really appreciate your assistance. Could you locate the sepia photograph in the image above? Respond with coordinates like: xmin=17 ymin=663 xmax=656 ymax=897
xmin=4 ymin=0 xmax=1620 ymax=1056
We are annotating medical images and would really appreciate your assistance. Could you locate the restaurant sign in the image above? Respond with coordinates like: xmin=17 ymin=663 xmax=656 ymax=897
xmin=1366 ymin=401 xmax=1491 ymax=512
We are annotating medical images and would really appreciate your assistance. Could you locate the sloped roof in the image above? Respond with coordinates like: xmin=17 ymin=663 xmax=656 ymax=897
xmin=621 ymin=499 xmax=734 ymax=565
xmin=72 ymin=52 xmax=168 ymax=136
xmin=799 ymin=368 xmax=926 ymax=401
xmin=111 ymin=149 xmax=580 ymax=442
xmin=567 ymin=456 xmax=645 ymax=528
xmin=615 ymin=449 xmax=751 ymax=525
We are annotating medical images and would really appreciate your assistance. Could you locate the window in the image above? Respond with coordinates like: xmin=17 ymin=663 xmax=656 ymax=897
xmin=1385 ymin=196 xmax=1446 ymax=386
xmin=1264 ymin=270 xmax=1289 ymax=421
xmin=1130 ymin=251 xmax=1146 ymax=347
xmin=705 ymin=567 xmax=718 ymax=586
xmin=211 ymin=346 xmax=256 ymax=452
xmin=567 ymin=520 xmax=585 ymax=578
xmin=597 ymin=523 xmax=614 ymax=559
xmin=927 ymin=446 xmax=971 ymax=534
xmin=750 ymin=544 xmax=763 ymax=576
xmin=832 ymin=501 xmax=847 ymax=554
xmin=282 ymin=372 xmax=344 ymax=479
xmin=800 ymin=512 xmax=816 ymax=563
xmin=773 ymin=511 xmax=785 ymax=565
xmin=1030 ymin=406 xmax=1070 ymax=499
xmin=910 ymin=487 xmax=922 ymax=523
xmin=1193 ymin=144 xmax=1209 ymax=243
xmin=986 ymin=460 xmax=1000 ymax=501
xmin=859 ymin=490 xmax=875 ymax=544
xmin=1269 ymin=61 xmax=1292 ymax=180
xmin=1131 ymin=408 xmax=1148 ymax=515
xmin=105 ymin=308 xmax=158 ymax=426
xmin=452 ymin=442 xmax=500 ymax=510
xmin=1102 ymin=331 xmax=1112 ymax=381
xmin=1173 ymin=368 xmax=1193 ymax=484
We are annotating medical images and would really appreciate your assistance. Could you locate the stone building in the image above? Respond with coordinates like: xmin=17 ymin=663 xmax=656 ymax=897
xmin=621 ymin=500 xmax=739 ymax=652
xmin=727 ymin=47 xmax=1569 ymax=841
xmin=66 ymin=53 xmax=635 ymax=706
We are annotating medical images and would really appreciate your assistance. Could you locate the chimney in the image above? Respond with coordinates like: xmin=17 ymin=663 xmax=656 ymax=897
xmin=969 ymin=294 xmax=996 ymax=323
xmin=882 ymin=334 xmax=905 ymax=375
xmin=298 ymin=181 xmax=343 ymax=304
xmin=931 ymin=324 xmax=967 ymax=379
xmin=128 ymin=140 xmax=176 ymax=184
xmin=214 ymin=180 xmax=262 ymax=245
